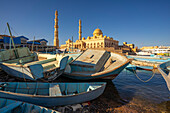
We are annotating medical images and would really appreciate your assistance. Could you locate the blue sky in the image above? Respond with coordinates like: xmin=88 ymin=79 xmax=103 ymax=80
xmin=0 ymin=0 xmax=170 ymax=48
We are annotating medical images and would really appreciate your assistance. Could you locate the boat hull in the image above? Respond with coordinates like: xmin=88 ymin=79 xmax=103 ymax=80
xmin=0 ymin=64 xmax=35 ymax=80
xmin=64 ymin=62 xmax=129 ymax=80
xmin=157 ymin=61 xmax=170 ymax=91
xmin=0 ymin=82 xmax=106 ymax=107
xmin=0 ymin=98 xmax=59 ymax=113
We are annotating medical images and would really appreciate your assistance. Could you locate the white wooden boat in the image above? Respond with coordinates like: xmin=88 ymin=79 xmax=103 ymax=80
xmin=0 ymin=98 xmax=59 ymax=113
xmin=64 ymin=49 xmax=130 ymax=80
xmin=0 ymin=47 xmax=69 ymax=81
xmin=0 ymin=82 xmax=106 ymax=107
xmin=157 ymin=61 xmax=170 ymax=91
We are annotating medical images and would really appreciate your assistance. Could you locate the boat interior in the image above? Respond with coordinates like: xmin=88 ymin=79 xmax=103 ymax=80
xmin=0 ymin=82 xmax=104 ymax=96
xmin=67 ymin=49 xmax=128 ymax=76
xmin=0 ymin=47 xmax=67 ymax=72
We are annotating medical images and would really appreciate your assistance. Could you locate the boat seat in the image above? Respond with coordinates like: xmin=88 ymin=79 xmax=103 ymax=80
xmin=5 ymin=55 xmax=35 ymax=64
xmin=25 ymin=58 xmax=56 ymax=66
xmin=49 ymin=84 xmax=62 ymax=96
xmin=42 ymin=61 xmax=58 ymax=68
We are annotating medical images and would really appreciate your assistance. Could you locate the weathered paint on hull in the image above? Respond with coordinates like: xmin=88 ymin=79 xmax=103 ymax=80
xmin=157 ymin=61 xmax=170 ymax=91
xmin=0 ymin=82 xmax=106 ymax=107
xmin=136 ymin=66 xmax=153 ymax=71
xmin=0 ymin=98 xmax=59 ymax=113
xmin=0 ymin=64 xmax=34 ymax=80
xmin=64 ymin=62 xmax=129 ymax=80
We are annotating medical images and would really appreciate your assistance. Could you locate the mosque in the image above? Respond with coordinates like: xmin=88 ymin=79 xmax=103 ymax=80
xmin=54 ymin=10 xmax=137 ymax=54
xmin=60 ymin=19 xmax=119 ymax=51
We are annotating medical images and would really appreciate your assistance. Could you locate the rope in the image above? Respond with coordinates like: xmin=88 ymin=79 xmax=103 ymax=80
xmin=21 ymin=64 xmax=30 ymax=91
xmin=10 ymin=26 xmax=18 ymax=35
xmin=4 ymin=26 xmax=7 ymax=34
xmin=132 ymin=66 xmax=156 ymax=82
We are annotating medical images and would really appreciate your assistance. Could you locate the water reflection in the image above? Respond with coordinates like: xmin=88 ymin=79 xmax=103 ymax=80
xmin=89 ymin=80 xmax=128 ymax=112
xmin=114 ymin=69 xmax=170 ymax=103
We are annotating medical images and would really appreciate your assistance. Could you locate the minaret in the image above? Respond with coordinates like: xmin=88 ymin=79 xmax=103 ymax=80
xmin=78 ymin=19 xmax=82 ymax=40
xmin=54 ymin=10 xmax=59 ymax=48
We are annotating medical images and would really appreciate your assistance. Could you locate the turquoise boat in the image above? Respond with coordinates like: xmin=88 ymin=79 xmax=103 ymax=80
xmin=126 ymin=64 xmax=137 ymax=71
xmin=64 ymin=49 xmax=130 ymax=80
xmin=136 ymin=66 xmax=153 ymax=71
xmin=0 ymin=82 xmax=106 ymax=107
xmin=157 ymin=61 xmax=170 ymax=91
xmin=0 ymin=47 xmax=69 ymax=81
xmin=0 ymin=98 xmax=59 ymax=113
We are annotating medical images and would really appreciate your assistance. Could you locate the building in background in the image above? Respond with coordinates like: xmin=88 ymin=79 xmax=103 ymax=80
xmin=60 ymin=19 xmax=137 ymax=54
xmin=0 ymin=35 xmax=55 ymax=52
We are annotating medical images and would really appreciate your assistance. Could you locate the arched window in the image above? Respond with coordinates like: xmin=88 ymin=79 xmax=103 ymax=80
xmin=94 ymin=43 xmax=96 ymax=48
xmin=87 ymin=44 xmax=89 ymax=48
xmin=101 ymin=42 xmax=103 ymax=48
xmin=97 ymin=43 xmax=99 ymax=48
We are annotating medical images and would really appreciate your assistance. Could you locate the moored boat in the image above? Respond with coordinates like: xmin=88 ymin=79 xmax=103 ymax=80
xmin=0 ymin=47 xmax=69 ymax=81
xmin=0 ymin=82 xmax=106 ymax=107
xmin=126 ymin=64 xmax=137 ymax=71
xmin=64 ymin=49 xmax=130 ymax=80
xmin=0 ymin=98 xmax=59 ymax=113
xmin=157 ymin=61 xmax=170 ymax=91
xmin=136 ymin=66 xmax=153 ymax=71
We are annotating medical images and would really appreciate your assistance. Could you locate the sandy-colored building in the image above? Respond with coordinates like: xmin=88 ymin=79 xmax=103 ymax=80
xmin=140 ymin=46 xmax=159 ymax=50
xmin=60 ymin=20 xmax=119 ymax=51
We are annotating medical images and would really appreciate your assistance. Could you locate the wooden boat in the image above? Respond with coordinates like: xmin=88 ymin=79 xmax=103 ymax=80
xmin=157 ymin=61 xmax=170 ymax=91
xmin=136 ymin=66 xmax=153 ymax=71
xmin=0 ymin=98 xmax=59 ymax=113
xmin=0 ymin=47 xmax=69 ymax=81
xmin=64 ymin=49 xmax=130 ymax=80
xmin=126 ymin=64 xmax=137 ymax=71
xmin=0 ymin=82 xmax=106 ymax=107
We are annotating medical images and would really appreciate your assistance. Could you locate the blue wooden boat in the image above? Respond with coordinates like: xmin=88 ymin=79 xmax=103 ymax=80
xmin=0 ymin=82 xmax=106 ymax=107
xmin=126 ymin=64 xmax=137 ymax=71
xmin=136 ymin=66 xmax=153 ymax=71
xmin=64 ymin=49 xmax=130 ymax=80
xmin=157 ymin=61 xmax=170 ymax=91
xmin=0 ymin=98 xmax=59 ymax=113
xmin=0 ymin=47 xmax=69 ymax=81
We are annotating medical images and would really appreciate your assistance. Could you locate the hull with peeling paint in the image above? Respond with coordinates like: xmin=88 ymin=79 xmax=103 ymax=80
xmin=157 ymin=61 xmax=170 ymax=91
xmin=0 ymin=82 xmax=106 ymax=107
xmin=64 ymin=49 xmax=130 ymax=80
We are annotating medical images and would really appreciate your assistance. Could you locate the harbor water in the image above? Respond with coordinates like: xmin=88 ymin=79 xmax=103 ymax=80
xmin=89 ymin=69 xmax=170 ymax=112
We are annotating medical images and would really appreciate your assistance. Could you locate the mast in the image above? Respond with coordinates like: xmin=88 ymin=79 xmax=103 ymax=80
xmin=7 ymin=23 xmax=19 ymax=58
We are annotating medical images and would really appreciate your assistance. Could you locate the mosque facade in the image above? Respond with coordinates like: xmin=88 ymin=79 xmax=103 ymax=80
xmin=60 ymin=20 xmax=119 ymax=51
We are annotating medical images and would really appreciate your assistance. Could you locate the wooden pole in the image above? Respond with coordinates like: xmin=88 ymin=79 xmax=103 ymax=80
xmin=72 ymin=36 xmax=73 ymax=52
xmin=7 ymin=23 xmax=16 ymax=50
xmin=7 ymin=22 xmax=18 ymax=58
xmin=32 ymin=36 xmax=35 ymax=52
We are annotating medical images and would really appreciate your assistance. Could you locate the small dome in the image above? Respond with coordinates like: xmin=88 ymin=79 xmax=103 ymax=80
xmin=82 ymin=37 xmax=85 ymax=40
xmin=93 ymin=28 xmax=103 ymax=36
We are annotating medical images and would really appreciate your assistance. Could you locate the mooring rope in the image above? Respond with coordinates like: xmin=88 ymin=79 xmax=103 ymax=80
xmin=132 ymin=66 xmax=156 ymax=82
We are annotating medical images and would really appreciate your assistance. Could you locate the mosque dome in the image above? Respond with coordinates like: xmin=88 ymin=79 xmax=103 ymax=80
xmin=93 ymin=28 xmax=103 ymax=36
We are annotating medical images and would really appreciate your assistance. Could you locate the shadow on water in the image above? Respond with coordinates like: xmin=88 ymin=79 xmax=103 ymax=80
xmin=88 ymin=80 xmax=129 ymax=112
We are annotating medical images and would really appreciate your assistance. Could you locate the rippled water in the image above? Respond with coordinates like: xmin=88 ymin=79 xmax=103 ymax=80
xmin=113 ymin=69 xmax=170 ymax=103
